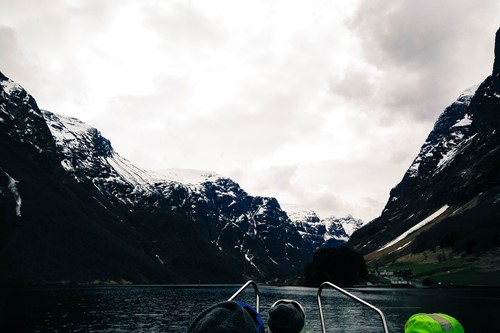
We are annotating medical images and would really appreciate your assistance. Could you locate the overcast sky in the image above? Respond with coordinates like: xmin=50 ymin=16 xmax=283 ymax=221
xmin=1 ymin=0 xmax=499 ymax=221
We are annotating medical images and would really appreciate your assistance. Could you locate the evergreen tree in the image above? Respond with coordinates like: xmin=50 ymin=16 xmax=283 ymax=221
xmin=304 ymin=247 xmax=368 ymax=286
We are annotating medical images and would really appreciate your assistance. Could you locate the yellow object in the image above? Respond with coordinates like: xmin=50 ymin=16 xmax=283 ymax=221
xmin=404 ymin=313 xmax=464 ymax=333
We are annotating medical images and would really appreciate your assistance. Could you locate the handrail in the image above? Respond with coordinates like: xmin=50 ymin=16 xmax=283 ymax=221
xmin=227 ymin=280 xmax=260 ymax=312
xmin=317 ymin=282 xmax=389 ymax=333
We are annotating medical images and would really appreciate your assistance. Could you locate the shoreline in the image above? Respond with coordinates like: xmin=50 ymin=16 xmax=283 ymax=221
xmin=2 ymin=281 xmax=500 ymax=289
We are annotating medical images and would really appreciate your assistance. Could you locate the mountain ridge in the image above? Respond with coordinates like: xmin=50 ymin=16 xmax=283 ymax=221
xmin=1 ymin=75 xmax=361 ymax=284
xmin=347 ymin=28 xmax=500 ymax=285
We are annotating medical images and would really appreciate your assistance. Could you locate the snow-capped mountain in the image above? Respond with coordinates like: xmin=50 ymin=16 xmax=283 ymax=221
xmin=405 ymin=85 xmax=478 ymax=181
xmin=284 ymin=205 xmax=365 ymax=248
xmin=348 ymin=28 xmax=500 ymax=264
xmin=41 ymin=109 xmax=367 ymax=280
xmin=1 ymin=72 xmax=362 ymax=284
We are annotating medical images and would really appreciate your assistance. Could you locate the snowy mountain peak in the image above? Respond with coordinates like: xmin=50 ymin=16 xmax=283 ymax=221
xmin=283 ymin=204 xmax=321 ymax=224
xmin=42 ymin=111 xmax=111 ymax=156
xmin=350 ymin=28 xmax=500 ymax=262
xmin=152 ymin=168 xmax=223 ymax=185
xmin=42 ymin=111 xmax=227 ymax=188
xmin=1 ymin=70 xmax=374 ymax=283
xmin=0 ymin=75 xmax=24 ymax=97
xmin=284 ymin=205 xmax=365 ymax=247
xmin=42 ymin=110 xmax=115 ymax=178
xmin=39 ymin=110 xmax=356 ymax=272
xmin=0 ymin=73 xmax=53 ymax=154
xmin=406 ymin=85 xmax=478 ymax=180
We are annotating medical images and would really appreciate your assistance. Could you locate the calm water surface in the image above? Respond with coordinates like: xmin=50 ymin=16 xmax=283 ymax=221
xmin=1 ymin=284 xmax=499 ymax=332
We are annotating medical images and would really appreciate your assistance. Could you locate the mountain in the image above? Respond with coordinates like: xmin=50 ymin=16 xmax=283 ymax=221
xmin=348 ymin=28 xmax=500 ymax=284
xmin=284 ymin=205 xmax=365 ymax=248
xmin=0 ymin=72 xmax=362 ymax=284
xmin=0 ymin=72 xmax=244 ymax=284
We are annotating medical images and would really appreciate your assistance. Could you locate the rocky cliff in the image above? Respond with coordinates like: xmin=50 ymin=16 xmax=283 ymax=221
xmin=1 ymin=72 xmax=362 ymax=284
xmin=348 ymin=29 xmax=500 ymax=276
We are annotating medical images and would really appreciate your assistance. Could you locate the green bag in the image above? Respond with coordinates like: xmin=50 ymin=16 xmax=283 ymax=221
xmin=404 ymin=313 xmax=464 ymax=333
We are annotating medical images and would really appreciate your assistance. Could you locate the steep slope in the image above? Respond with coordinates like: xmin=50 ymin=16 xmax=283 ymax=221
xmin=41 ymin=110 xmax=315 ymax=280
xmin=0 ymin=72 xmax=245 ymax=284
xmin=348 ymin=29 xmax=500 ymax=273
xmin=2 ymin=70 xmax=360 ymax=284
xmin=284 ymin=205 xmax=364 ymax=248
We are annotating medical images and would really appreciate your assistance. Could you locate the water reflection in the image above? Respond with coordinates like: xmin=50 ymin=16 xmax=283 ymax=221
xmin=1 ymin=285 xmax=499 ymax=332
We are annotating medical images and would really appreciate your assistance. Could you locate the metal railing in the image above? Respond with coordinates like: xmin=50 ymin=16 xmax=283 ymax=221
xmin=227 ymin=280 xmax=260 ymax=312
xmin=317 ymin=281 xmax=389 ymax=333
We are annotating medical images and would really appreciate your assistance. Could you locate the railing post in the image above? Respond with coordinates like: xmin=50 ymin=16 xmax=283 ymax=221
xmin=227 ymin=280 xmax=260 ymax=312
xmin=317 ymin=281 xmax=389 ymax=333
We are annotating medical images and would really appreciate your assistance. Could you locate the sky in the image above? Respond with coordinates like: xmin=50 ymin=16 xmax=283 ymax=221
xmin=1 ymin=0 xmax=499 ymax=222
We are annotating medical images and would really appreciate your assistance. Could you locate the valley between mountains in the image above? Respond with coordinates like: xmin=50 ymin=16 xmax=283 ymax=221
xmin=1 ymin=29 xmax=499 ymax=286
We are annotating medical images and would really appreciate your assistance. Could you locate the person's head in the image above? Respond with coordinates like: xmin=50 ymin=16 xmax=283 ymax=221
xmin=188 ymin=301 xmax=264 ymax=333
xmin=267 ymin=300 xmax=305 ymax=333
xmin=404 ymin=313 xmax=464 ymax=333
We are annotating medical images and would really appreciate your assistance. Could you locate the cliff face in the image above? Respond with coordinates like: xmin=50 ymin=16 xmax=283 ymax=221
xmin=493 ymin=28 xmax=500 ymax=75
xmin=1 ymin=71 xmax=362 ymax=284
xmin=348 ymin=28 xmax=500 ymax=266
xmin=0 ymin=73 xmax=245 ymax=284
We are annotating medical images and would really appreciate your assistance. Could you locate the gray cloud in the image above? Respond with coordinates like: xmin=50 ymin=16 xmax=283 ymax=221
xmin=0 ymin=25 xmax=34 ymax=84
xmin=334 ymin=0 xmax=500 ymax=121
xmin=1 ymin=0 xmax=498 ymax=222
xmin=0 ymin=0 xmax=121 ymax=113
xmin=142 ymin=1 xmax=227 ymax=51
xmin=230 ymin=158 xmax=393 ymax=221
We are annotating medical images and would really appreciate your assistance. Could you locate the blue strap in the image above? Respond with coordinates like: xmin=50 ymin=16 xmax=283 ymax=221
xmin=236 ymin=301 xmax=265 ymax=333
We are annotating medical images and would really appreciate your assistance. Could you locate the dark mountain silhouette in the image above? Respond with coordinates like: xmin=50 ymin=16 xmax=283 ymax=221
xmin=348 ymin=28 xmax=500 ymax=278
xmin=0 ymin=72 xmax=361 ymax=284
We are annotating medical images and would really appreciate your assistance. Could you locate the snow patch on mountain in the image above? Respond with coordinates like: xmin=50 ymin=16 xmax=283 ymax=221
xmin=377 ymin=205 xmax=449 ymax=252
xmin=436 ymin=134 xmax=478 ymax=172
xmin=340 ymin=216 xmax=366 ymax=236
xmin=39 ymin=109 xmax=363 ymax=276
xmin=106 ymin=153 xmax=152 ymax=185
xmin=6 ymin=172 xmax=22 ymax=217
xmin=407 ymin=85 xmax=478 ymax=179
xmin=283 ymin=204 xmax=321 ymax=223
xmin=0 ymin=78 xmax=23 ymax=96
xmin=43 ymin=111 xmax=223 ymax=189
xmin=152 ymin=169 xmax=223 ymax=185
xmin=283 ymin=204 xmax=364 ymax=246
xmin=452 ymin=114 xmax=472 ymax=128
xmin=457 ymin=84 xmax=479 ymax=104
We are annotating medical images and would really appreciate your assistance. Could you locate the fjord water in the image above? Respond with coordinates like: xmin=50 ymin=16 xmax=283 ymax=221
xmin=1 ymin=285 xmax=499 ymax=332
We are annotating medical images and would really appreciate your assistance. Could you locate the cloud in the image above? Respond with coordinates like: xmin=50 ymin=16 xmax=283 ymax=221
xmin=0 ymin=0 xmax=123 ymax=115
xmin=0 ymin=25 xmax=34 ymax=84
xmin=1 ymin=0 xmax=498 ymax=222
xmin=227 ymin=114 xmax=429 ymax=222
xmin=334 ymin=0 xmax=500 ymax=121
xmin=229 ymin=157 xmax=392 ymax=222
xmin=142 ymin=1 xmax=227 ymax=51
